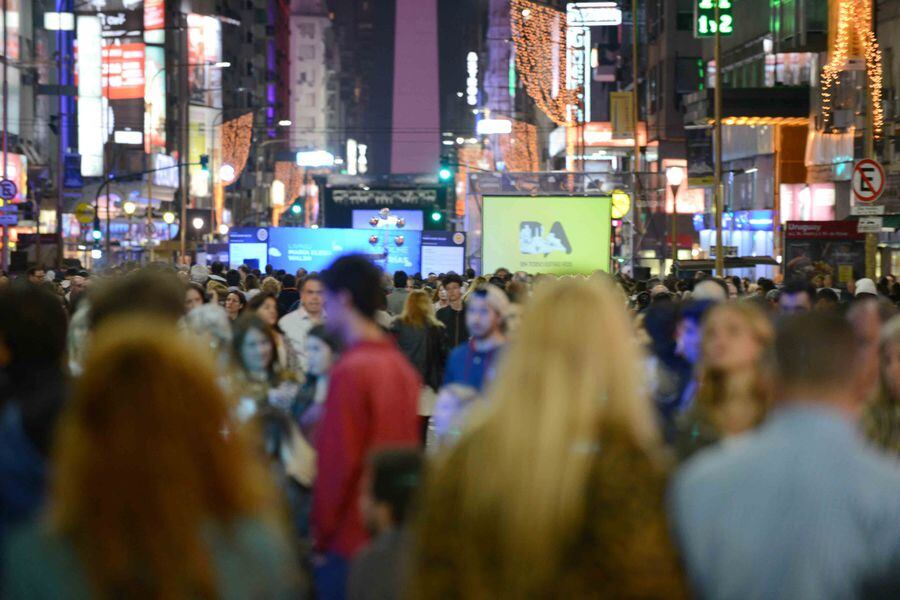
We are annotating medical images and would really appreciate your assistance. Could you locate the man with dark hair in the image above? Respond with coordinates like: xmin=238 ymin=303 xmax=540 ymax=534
xmin=280 ymin=275 xmax=326 ymax=371
xmin=779 ymin=278 xmax=815 ymax=313
xmin=813 ymin=287 xmax=840 ymax=312
xmin=436 ymin=273 xmax=468 ymax=347
xmin=276 ymin=274 xmax=299 ymax=318
xmin=347 ymin=449 xmax=423 ymax=600
xmin=386 ymin=271 xmax=410 ymax=316
xmin=24 ymin=266 xmax=45 ymax=285
xmin=444 ymin=285 xmax=508 ymax=392
xmin=225 ymin=269 xmax=242 ymax=288
xmin=464 ymin=268 xmax=476 ymax=280
xmin=672 ymin=312 xmax=900 ymax=599
xmin=313 ymin=255 xmax=420 ymax=599
xmin=208 ymin=261 xmax=226 ymax=284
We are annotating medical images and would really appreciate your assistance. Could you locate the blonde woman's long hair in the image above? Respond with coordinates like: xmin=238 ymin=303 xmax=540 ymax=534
xmin=399 ymin=289 xmax=444 ymax=328
xmin=445 ymin=277 xmax=660 ymax=594
xmin=50 ymin=317 xmax=280 ymax=598
xmin=695 ymin=302 xmax=774 ymax=430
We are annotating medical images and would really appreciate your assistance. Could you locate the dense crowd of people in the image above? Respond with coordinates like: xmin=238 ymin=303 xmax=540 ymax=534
xmin=1 ymin=258 xmax=900 ymax=599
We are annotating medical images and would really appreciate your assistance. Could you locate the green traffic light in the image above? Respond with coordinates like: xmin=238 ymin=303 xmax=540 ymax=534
xmin=291 ymin=203 xmax=302 ymax=215
xmin=438 ymin=167 xmax=453 ymax=181
xmin=431 ymin=211 xmax=442 ymax=222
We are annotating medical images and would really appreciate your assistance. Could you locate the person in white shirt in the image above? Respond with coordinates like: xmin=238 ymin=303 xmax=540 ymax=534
xmin=279 ymin=275 xmax=326 ymax=373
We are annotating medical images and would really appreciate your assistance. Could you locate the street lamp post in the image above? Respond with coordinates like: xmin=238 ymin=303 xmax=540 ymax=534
xmin=713 ymin=1 xmax=724 ymax=277
xmin=666 ymin=166 xmax=685 ymax=272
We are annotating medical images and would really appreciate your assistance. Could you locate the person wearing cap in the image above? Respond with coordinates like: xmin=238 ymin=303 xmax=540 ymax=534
xmin=855 ymin=277 xmax=878 ymax=298
xmin=442 ymin=284 xmax=508 ymax=393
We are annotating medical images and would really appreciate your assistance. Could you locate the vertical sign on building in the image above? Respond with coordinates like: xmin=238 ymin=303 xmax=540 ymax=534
xmin=566 ymin=3 xmax=622 ymax=124
xmin=77 ymin=15 xmax=104 ymax=176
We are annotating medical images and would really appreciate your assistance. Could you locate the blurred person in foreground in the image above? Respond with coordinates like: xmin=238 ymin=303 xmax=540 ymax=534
xmin=671 ymin=312 xmax=900 ymax=600
xmin=348 ymin=449 xmax=423 ymax=600
xmin=675 ymin=303 xmax=774 ymax=461
xmin=0 ymin=284 xmax=68 ymax=557
xmin=411 ymin=277 xmax=687 ymax=598
xmin=292 ymin=324 xmax=341 ymax=443
xmin=391 ymin=290 xmax=448 ymax=444
xmin=2 ymin=318 xmax=298 ymax=598
xmin=313 ymin=255 xmax=420 ymax=599
xmin=862 ymin=314 xmax=900 ymax=455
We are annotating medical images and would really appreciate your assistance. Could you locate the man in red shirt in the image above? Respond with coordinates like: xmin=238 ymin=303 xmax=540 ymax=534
xmin=313 ymin=254 xmax=420 ymax=599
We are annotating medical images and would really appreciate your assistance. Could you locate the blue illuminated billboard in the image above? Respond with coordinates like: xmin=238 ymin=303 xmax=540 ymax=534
xmin=266 ymin=227 xmax=422 ymax=274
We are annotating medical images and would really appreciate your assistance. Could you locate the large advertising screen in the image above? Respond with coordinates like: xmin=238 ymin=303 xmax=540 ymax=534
xmin=187 ymin=14 xmax=222 ymax=108
xmin=267 ymin=227 xmax=422 ymax=274
xmin=482 ymin=195 xmax=612 ymax=275
xmin=421 ymin=231 xmax=466 ymax=275
xmin=784 ymin=221 xmax=865 ymax=286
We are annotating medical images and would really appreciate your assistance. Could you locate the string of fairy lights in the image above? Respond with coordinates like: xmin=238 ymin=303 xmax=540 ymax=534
xmin=820 ymin=0 xmax=884 ymax=139
xmin=509 ymin=0 xmax=578 ymax=126
xmin=220 ymin=112 xmax=254 ymax=183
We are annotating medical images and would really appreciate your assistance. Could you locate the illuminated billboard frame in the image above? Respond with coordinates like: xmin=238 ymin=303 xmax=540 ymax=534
xmin=482 ymin=195 xmax=612 ymax=275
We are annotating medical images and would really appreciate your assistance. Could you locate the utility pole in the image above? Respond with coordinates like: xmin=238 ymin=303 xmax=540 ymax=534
xmin=629 ymin=0 xmax=640 ymax=275
xmin=713 ymin=1 xmax=724 ymax=277
xmin=2 ymin=0 xmax=8 ymax=272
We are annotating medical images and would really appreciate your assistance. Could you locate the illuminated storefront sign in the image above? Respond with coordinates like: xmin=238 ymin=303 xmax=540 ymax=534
xmin=145 ymin=45 xmax=165 ymax=152
xmin=694 ymin=0 xmax=734 ymax=37
xmin=466 ymin=51 xmax=478 ymax=106
xmin=77 ymin=15 xmax=104 ymax=177
xmin=187 ymin=14 xmax=223 ymax=108
xmin=101 ymin=43 xmax=145 ymax=100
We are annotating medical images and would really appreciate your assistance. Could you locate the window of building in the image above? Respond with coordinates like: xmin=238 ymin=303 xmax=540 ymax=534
xmin=676 ymin=0 xmax=694 ymax=31
xmin=298 ymin=45 xmax=315 ymax=60
xmin=298 ymin=23 xmax=315 ymax=39
xmin=299 ymin=93 xmax=316 ymax=107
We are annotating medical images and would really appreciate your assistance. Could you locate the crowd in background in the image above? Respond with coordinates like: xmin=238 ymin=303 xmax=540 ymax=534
xmin=0 ymin=257 xmax=899 ymax=599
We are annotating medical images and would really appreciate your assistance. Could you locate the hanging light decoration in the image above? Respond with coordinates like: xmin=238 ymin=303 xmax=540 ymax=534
xmin=220 ymin=112 xmax=254 ymax=183
xmin=509 ymin=0 xmax=578 ymax=125
xmin=499 ymin=119 xmax=540 ymax=172
xmin=820 ymin=0 xmax=884 ymax=139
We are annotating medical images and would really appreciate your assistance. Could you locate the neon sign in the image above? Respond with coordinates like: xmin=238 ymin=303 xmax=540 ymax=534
xmin=694 ymin=0 xmax=733 ymax=38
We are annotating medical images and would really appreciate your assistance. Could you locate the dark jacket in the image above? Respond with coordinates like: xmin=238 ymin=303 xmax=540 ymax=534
xmin=436 ymin=306 xmax=468 ymax=349
xmin=391 ymin=321 xmax=448 ymax=391
xmin=277 ymin=289 xmax=300 ymax=318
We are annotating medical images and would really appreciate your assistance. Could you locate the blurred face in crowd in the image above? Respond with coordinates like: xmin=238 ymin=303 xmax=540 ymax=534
xmin=184 ymin=288 xmax=204 ymax=312
xmin=438 ymin=286 xmax=448 ymax=303
xmin=726 ymin=282 xmax=738 ymax=299
xmin=703 ymin=309 xmax=763 ymax=374
xmin=241 ymin=326 xmax=273 ymax=374
xmin=71 ymin=276 xmax=89 ymax=296
xmin=306 ymin=335 xmax=334 ymax=377
xmin=445 ymin=282 xmax=462 ymax=305
xmin=302 ymin=279 xmax=324 ymax=316
xmin=405 ymin=279 xmax=416 ymax=292
xmin=224 ymin=293 xmax=244 ymax=320
xmin=256 ymin=297 xmax=278 ymax=326
xmin=780 ymin=292 xmax=812 ymax=314
xmin=28 ymin=269 xmax=46 ymax=284
xmin=882 ymin=342 xmax=900 ymax=401
xmin=467 ymin=295 xmax=501 ymax=341
xmin=676 ymin=317 xmax=704 ymax=365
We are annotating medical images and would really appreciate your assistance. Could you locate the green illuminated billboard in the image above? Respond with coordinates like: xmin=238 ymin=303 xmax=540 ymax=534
xmin=482 ymin=195 xmax=612 ymax=275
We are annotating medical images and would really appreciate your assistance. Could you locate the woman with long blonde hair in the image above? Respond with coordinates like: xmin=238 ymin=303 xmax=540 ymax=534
xmin=675 ymin=301 xmax=774 ymax=461
xmin=392 ymin=290 xmax=448 ymax=443
xmin=410 ymin=277 xmax=686 ymax=598
xmin=2 ymin=317 xmax=298 ymax=598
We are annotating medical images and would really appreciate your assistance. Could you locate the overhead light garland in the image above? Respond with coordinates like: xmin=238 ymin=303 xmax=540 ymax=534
xmin=500 ymin=119 xmax=540 ymax=172
xmin=510 ymin=0 xmax=578 ymax=125
xmin=820 ymin=0 xmax=883 ymax=139
xmin=220 ymin=112 xmax=254 ymax=184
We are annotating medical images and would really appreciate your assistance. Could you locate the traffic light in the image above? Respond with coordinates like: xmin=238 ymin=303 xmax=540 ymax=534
xmin=430 ymin=207 xmax=443 ymax=223
xmin=438 ymin=166 xmax=453 ymax=182
xmin=199 ymin=154 xmax=209 ymax=171
xmin=91 ymin=216 xmax=102 ymax=241
xmin=290 ymin=201 xmax=303 ymax=215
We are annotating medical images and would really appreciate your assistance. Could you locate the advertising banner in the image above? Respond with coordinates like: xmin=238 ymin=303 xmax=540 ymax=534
xmin=267 ymin=228 xmax=422 ymax=274
xmin=187 ymin=14 xmax=223 ymax=108
xmin=784 ymin=221 xmax=865 ymax=284
xmin=482 ymin=196 xmax=611 ymax=275
xmin=228 ymin=228 xmax=270 ymax=270
xmin=144 ymin=45 xmax=166 ymax=151
xmin=421 ymin=231 xmax=466 ymax=276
